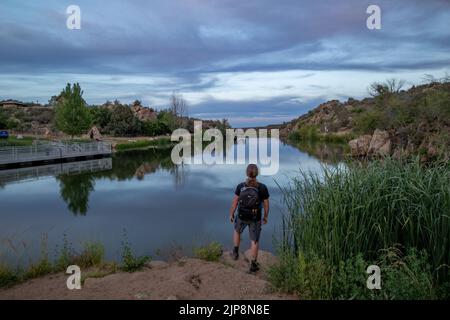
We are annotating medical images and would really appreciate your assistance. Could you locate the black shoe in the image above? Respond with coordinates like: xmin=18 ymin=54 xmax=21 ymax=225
xmin=249 ymin=260 xmax=260 ymax=273
xmin=232 ymin=247 xmax=239 ymax=260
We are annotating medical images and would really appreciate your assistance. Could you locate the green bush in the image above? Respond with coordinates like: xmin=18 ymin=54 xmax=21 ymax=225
xmin=120 ymin=235 xmax=150 ymax=272
xmin=0 ymin=265 xmax=20 ymax=288
xmin=352 ymin=110 xmax=386 ymax=134
xmin=74 ymin=242 xmax=105 ymax=268
xmin=193 ymin=242 xmax=223 ymax=262
xmin=0 ymin=108 xmax=10 ymax=129
xmin=23 ymin=258 xmax=53 ymax=280
xmin=105 ymin=104 xmax=143 ymax=136
xmin=90 ymin=106 xmax=112 ymax=133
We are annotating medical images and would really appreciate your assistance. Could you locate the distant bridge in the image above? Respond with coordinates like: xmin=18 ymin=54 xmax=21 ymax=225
xmin=0 ymin=141 xmax=112 ymax=167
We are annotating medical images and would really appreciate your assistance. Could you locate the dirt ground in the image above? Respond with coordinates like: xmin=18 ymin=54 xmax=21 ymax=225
xmin=0 ymin=250 xmax=295 ymax=300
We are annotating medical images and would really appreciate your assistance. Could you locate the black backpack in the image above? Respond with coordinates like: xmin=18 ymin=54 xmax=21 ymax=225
xmin=238 ymin=183 xmax=260 ymax=221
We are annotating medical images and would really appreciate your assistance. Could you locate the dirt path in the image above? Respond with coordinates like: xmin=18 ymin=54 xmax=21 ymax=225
xmin=0 ymin=250 xmax=295 ymax=300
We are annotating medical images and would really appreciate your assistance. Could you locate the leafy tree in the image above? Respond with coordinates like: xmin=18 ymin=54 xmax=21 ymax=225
xmin=156 ymin=109 xmax=176 ymax=133
xmin=55 ymin=83 xmax=92 ymax=139
xmin=0 ymin=109 xmax=8 ymax=129
xmin=142 ymin=120 xmax=163 ymax=136
xmin=90 ymin=106 xmax=112 ymax=133
xmin=106 ymin=104 xmax=142 ymax=136
xmin=48 ymin=95 xmax=60 ymax=107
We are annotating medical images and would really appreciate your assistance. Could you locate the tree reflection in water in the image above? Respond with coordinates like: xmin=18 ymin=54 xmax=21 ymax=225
xmin=56 ymin=147 xmax=181 ymax=215
xmin=57 ymin=173 xmax=95 ymax=216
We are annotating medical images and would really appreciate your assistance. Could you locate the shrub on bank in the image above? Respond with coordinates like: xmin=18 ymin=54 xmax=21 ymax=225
xmin=193 ymin=242 xmax=223 ymax=262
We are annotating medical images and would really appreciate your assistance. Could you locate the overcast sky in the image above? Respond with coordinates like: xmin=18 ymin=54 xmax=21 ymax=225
xmin=0 ymin=0 xmax=449 ymax=126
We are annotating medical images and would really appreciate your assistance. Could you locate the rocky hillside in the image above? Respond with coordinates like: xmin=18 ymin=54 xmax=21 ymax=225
xmin=281 ymin=81 xmax=450 ymax=160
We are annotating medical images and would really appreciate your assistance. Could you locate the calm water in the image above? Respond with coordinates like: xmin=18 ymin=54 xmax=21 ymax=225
xmin=0 ymin=139 xmax=346 ymax=265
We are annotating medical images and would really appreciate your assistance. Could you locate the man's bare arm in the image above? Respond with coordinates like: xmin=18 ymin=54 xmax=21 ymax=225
xmin=263 ymin=199 xmax=270 ymax=224
xmin=230 ymin=195 xmax=239 ymax=222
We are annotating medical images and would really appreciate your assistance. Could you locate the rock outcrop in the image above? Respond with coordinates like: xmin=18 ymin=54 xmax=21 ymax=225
xmin=368 ymin=129 xmax=391 ymax=156
xmin=349 ymin=130 xmax=392 ymax=157
xmin=132 ymin=105 xmax=157 ymax=121
xmin=349 ymin=135 xmax=372 ymax=156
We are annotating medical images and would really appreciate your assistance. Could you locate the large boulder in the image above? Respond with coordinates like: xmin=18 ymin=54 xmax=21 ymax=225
xmin=368 ymin=129 xmax=391 ymax=156
xmin=348 ymin=135 xmax=372 ymax=156
xmin=88 ymin=126 xmax=102 ymax=141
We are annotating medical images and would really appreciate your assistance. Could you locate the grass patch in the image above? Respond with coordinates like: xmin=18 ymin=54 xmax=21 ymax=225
xmin=193 ymin=242 xmax=223 ymax=262
xmin=270 ymin=158 xmax=450 ymax=299
xmin=74 ymin=242 xmax=105 ymax=268
xmin=80 ymin=262 xmax=118 ymax=285
xmin=0 ymin=136 xmax=34 ymax=147
xmin=0 ymin=265 xmax=20 ymax=288
xmin=0 ymin=239 xmax=107 ymax=288
xmin=115 ymin=137 xmax=171 ymax=151
xmin=288 ymin=125 xmax=354 ymax=144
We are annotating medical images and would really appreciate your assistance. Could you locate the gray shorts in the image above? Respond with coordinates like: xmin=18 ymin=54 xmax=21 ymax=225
xmin=234 ymin=216 xmax=262 ymax=242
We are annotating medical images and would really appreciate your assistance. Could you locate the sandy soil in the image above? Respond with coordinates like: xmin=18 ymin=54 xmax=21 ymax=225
xmin=0 ymin=250 xmax=295 ymax=300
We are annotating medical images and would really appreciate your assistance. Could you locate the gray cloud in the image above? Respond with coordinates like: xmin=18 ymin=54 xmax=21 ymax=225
xmin=0 ymin=0 xmax=449 ymax=126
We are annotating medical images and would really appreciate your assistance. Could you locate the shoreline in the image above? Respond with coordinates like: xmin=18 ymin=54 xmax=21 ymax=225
xmin=0 ymin=250 xmax=295 ymax=300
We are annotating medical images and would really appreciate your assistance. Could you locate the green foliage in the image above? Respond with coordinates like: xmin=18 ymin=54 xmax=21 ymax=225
xmin=54 ymin=239 xmax=105 ymax=269
xmin=298 ymin=125 xmax=319 ymax=141
xmin=55 ymin=234 xmax=77 ymax=271
xmin=90 ymin=106 xmax=112 ymax=132
xmin=156 ymin=110 xmax=177 ymax=132
xmin=106 ymin=104 xmax=143 ymax=136
xmin=23 ymin=258 xmax=53 ymax=280
xmin=120 ymin=232 xmax=150 ymax=272
xmin=0 ymin=265 xmax=20 ymax=288
xmin=0 ymin=108 xmax=9 ymax=129
xmin=421 ymin=88 xmax=450 ymax=125
xmin=267 ymin=252 xmax=331 ymax=299
xmin=289 ymin=125 xmax=353 ymax=143
xmin=352 ymin=110 xmax=386 ymax=134
xmin=142 ymin=119 xmax=171 ymax=136
xmin=0 ymin=136 xmax=34 ymax=147
xmin=193 ymin=242 xmax=223 ymax=262
xmin=75 ymin=242 xmax=105 ymax=268
xmin=115 ymin=138 xmax=171 ymax=151
xmin=376 ymin=248 xmax=436 ymax=299
xmin=270 ymin=158 xmax=450 ymax=299
xmin=24 ymin=235 xmax=53 ymax=280
xmin=55 ymin=83 xmax=92 ymax=138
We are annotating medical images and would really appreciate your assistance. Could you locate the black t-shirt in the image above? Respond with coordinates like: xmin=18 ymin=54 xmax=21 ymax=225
xmin=235 ymin=182 xmax=269 ymax=219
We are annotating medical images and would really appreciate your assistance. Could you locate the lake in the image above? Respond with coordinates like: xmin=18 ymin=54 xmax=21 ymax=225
xmin=0 ymin=139 xmax=346 ymax=266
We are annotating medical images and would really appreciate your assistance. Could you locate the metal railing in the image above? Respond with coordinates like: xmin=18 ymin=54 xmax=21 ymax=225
xmin=0 ymin=141 xmax=112 ymax=165
xmin=0 ymin=158 xmax=113 ymax=185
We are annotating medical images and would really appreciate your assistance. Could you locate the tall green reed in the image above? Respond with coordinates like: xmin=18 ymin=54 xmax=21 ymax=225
xmin=280 ymin=158 xmax=450 ymax=283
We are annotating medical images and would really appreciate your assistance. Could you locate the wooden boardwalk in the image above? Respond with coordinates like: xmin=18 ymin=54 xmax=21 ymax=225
xmin=0 ymin=141 xmax=112 ymax=166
